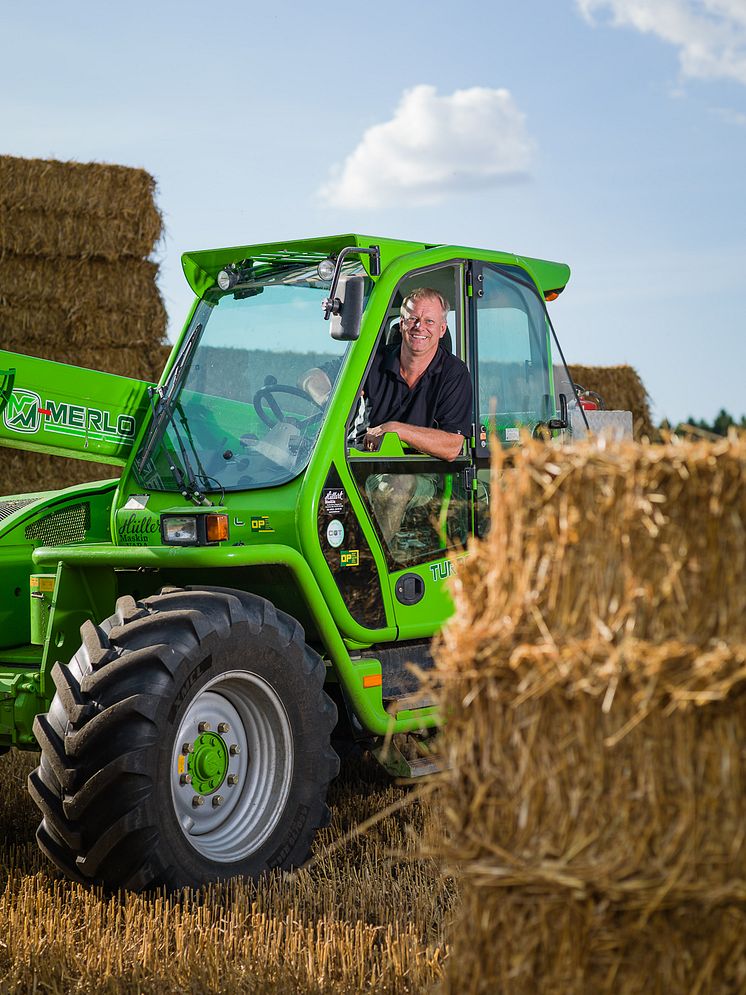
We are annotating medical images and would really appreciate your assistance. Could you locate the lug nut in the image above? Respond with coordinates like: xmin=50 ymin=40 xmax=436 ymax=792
xmin=212 ymin=795 xmax=224 ymax=807
xmin=229 ymin=744 xmax=240 ymax=756
xmin=182 ymin=742 xmax=192 ymax=755
xmin=227 ymin=774 xmax=239 ymax=786
xmin=192 ymin=796 xmax=205 ymax=808
xmin=218 ymin=722 xmax=230 ymax=734
xmin=198 ymin=721 xmax=211 ymax=733
xmin=179 ymin=773 xmax=192 ymax=786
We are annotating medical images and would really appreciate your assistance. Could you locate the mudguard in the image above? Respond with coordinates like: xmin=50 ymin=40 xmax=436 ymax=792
xmin=0 ymin=350 xmax=153 ymax=466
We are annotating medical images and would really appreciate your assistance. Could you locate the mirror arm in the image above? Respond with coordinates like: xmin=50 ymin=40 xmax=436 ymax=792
xmin=322 ymin=245 xmax=380 ymax=319
xmin=547 ymin=392 xmax=569 ymax=431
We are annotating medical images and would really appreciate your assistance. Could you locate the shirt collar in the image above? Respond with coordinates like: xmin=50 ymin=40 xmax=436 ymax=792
xmin=384 ymin=342 xmax=447 ymax=383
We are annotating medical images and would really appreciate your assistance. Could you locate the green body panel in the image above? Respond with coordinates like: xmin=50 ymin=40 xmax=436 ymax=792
xmin=0 ymin=352 xmax=153 ymax=464
xmin=0 ymin=481 xmax=117 ymax=743
xmin=0 ymin=234 xmax=571 ymax=748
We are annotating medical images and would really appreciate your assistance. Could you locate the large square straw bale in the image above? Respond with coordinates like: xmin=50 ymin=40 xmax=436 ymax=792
xmin=1 ymin=341 xmax=166 ymax=383
xmin=0 ymin=156 xmax=169 ymax=493
xmin=2 ymin=451 xmax=119 ymax=492
xmin=567 ymin=364 xmax=654 ymax=439
xmin=432 ymin=438 xmax=746 ymax=994
xmin=0 ymin=156 xmax=162 ymax=259
xmin=0 ymin=254 xmax=163 ymax=311
xmin=0 ymin=298 xmax=167 ymax=350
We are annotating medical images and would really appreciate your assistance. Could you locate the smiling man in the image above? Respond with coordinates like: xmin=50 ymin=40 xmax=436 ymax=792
xmin=363 ymin=288 xmax=472 ymax=460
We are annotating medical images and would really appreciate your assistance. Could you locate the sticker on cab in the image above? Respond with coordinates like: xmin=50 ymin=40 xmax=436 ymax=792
xmin=327 ymin=519 xmax=344 ymax=548
xmin=251 ymin=516 xmax=274 ymax=533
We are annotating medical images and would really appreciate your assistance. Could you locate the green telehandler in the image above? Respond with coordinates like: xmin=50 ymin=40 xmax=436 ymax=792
xmin=0 ymin=234 xmax=582 ymax=890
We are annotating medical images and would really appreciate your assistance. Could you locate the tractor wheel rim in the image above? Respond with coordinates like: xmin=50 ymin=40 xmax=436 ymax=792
xmin=170 ymin=670 xmax=293 ymax=862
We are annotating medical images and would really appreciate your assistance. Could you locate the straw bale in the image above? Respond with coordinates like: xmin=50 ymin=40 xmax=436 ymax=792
xmin=2 ymin=341 xmax=166 ymax=383
xmin=2 ymin=451 xmax=119 ymax=492
xmin=0 ymin=155 xmax=162 ymax=258
xmin=0 ymin=298 xmax=167 ymax=350
xmin=0 ymin=254 xmax=162 ymax=310
xmin=568 ymin=364 xmax=654 ymax=439
xmin=432 ymin=437 xmax=746 ymax=994
xmin=446 ymin=892 xmax=746 ymax=994
xmin=0 ymin=155 xmax=159 ymax=216
xmin=0 ymin=206 xmax=161 ymax=261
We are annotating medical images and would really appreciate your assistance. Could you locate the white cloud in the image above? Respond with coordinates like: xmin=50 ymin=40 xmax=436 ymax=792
xmin=317 ymin=85 xmax=535 ymax=210
xmin=577 ymin=0 xmax=746 ymax=84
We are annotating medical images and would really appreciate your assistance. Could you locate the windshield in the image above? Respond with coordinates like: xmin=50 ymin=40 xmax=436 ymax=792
xmin=134 ymin=263 xmax=360 ymax=494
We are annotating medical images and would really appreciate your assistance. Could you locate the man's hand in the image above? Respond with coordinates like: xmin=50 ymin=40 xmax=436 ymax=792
xmin=365 ymin=421 xmax=465 ymax=461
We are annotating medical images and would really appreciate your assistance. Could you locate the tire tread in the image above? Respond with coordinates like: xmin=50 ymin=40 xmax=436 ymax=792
xmin=31 ymin=586 xmax=338 ymax=892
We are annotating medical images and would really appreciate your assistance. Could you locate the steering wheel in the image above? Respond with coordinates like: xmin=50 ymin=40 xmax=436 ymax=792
xmin=252 ymin=382 xmax=323 ymax=427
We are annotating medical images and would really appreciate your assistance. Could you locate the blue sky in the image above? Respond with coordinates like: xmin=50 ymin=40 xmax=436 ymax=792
xmin=1 ymin=0 xmax=744 ymax=425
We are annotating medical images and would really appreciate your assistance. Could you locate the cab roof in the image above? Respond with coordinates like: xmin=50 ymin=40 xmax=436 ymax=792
xmin=181 ymin=233 xmax=571 ymax=299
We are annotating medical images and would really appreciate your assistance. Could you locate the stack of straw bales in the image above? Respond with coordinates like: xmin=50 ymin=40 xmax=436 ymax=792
xmin=433 ymin=436 xmax=746 ymax=993
xmin=567 ymin=363 xmax=654 ymax=438
xmin=0 ymin=155 xmax=168 ymax=492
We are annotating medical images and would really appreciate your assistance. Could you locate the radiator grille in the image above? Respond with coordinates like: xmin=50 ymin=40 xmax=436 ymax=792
xmin=0 ymin=498 xmax=38 ymax=523
xmin=25 ymin=502 xmax=91 ymax=546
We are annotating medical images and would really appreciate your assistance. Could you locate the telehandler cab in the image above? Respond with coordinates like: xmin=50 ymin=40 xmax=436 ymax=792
xmin=0 ymin=234 xmax=582 ymax=890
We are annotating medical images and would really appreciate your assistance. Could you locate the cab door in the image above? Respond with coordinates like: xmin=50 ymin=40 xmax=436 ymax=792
xmin=469 ymin=261 xmax=557 ymax=537
xmin=345 ymin=262 xmax=475 ymax=641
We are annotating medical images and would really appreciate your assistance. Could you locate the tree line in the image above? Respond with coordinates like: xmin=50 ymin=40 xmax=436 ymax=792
xmin=659 ymin=409 xmax=746 ymax=436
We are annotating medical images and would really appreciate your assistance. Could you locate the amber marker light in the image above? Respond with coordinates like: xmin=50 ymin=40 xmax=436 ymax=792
xmin=363 ymin=674 xmax=382 ymax=689
xmin=205 ymin=514 xmax=229 ymax=543
xmin=544 ymin=289 xmax=562 ymax=302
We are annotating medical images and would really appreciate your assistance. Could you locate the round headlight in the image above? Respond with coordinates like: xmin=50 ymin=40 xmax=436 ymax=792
xmin=316 ymin=258 xmax=336 ymax=282
xmin=217 ymin=268 xmax=236 ymax=291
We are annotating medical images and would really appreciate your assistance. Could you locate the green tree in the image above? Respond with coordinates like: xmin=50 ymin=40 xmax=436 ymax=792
xmin=680 ymin=409 xmax=746 ymax=435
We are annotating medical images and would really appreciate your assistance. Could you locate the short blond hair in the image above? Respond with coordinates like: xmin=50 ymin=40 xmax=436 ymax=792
xmin=401 ymin=287 xmax=449 ymax=322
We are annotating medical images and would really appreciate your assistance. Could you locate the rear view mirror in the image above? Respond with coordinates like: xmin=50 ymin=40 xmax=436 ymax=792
xmin=329 ymin=275 xmax=364 ymax=341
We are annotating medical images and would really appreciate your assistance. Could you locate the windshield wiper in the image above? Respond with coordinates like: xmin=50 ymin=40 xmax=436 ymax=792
xmin=135 ymin=321 xmax=218 ymax=504
xmin=159 ymin=398 xmax=213 ymax=506
xmin=139 ymin=388 xmax=213 ymax=505
xmin=136 ymin=322 xmax=203 ymax=471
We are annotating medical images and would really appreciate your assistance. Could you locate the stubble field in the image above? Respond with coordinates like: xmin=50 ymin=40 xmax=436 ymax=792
xmin=0 ymin=749 xmax=455 ymax=994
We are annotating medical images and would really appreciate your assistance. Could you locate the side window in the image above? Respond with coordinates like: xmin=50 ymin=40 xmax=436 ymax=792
xmin=347 ymin=264 xmax=471 ymax=570
xmin=354 ymin=467 xmax=470 ymax=568
xmin=476 ymin=266 xmax=552 ymax=446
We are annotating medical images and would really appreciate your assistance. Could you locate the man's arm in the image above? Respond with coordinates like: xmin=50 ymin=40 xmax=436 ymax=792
xmin=365 ymin=421 xmax=465 ymax=461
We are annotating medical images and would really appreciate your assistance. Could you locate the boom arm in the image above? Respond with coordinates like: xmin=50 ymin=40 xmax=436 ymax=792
xmin=0 ymin=350 xmax=153 ymax=466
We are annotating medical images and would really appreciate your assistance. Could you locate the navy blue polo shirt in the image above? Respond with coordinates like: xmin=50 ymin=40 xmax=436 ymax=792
xmin=364 ymin=343 xmax=473 ymax=439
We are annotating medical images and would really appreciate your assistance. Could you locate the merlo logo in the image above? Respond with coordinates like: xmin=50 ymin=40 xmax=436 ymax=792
xmin=3 ymin=389 xmax=42 ymax=434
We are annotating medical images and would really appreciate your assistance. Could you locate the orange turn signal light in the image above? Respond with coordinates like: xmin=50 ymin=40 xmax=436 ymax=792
xmin=363 ymin=674 xmax=382 ymax=689
xmin=205 ymin=514 xmax=229 ymax=543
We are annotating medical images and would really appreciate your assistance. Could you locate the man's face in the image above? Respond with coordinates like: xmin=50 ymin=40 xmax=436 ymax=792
xmin=400 ymin=296 xmax=446 ymax=363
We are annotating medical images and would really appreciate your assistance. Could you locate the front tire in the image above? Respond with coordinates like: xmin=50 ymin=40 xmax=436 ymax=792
xmin=29 ymin=587 xmax=339 ymax=891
